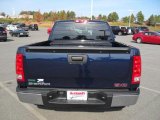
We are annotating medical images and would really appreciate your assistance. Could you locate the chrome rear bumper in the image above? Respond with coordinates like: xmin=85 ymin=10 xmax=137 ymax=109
xmin=17 ymin=88 xmax=139 ymax=107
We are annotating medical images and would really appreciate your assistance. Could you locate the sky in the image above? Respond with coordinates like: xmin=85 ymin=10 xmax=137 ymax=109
xmin=0 ymin=0 xmax=160 ymax=20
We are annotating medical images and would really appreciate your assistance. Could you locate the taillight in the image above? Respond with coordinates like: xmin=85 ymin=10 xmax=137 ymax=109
xmin=131 ymin=56 xmax=141 ymax=84
xmin=16 ymin=54 xmax=25 ymax=82
xmin=47 ymin=28 xmax=51 ymax=35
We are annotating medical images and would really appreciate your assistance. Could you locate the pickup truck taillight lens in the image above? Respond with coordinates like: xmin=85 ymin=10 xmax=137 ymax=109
xmin=131 ymin=56 xmax=141 ymax=84
xmin=47 ymin=28 xmax=51 ymax=35
xmin=16 ymin=54 xmax=25 ymax=82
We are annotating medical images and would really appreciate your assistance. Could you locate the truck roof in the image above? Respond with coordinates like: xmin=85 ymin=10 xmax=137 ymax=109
xmin=55 ymin=20 xmax=108 ymax=23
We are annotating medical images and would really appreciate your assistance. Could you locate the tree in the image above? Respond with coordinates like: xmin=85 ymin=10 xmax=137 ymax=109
xmin=147 ymin=14 xmax=160 ymax=26
xmin=136 ymin=11 xmax=144 ymax=24
xmin=20 ymin=11 xmax=35 ymax=15
xmin=154 ymin=15 xmax=160 ymax=23
xmin=108 ymin=12 xmax=119 ymax=22
xmin=47 ymin=11 xmax=60 ymax=21
xmin=98 ymin=14 xmax=102 ymax=20
xmin=59 ymin=10 xmax=67 ymax=20
xmin=92 ymin=15 xmax=96 ymax=20
xmin=112 ymin=12 xmax=119 ymax=22
xmin=43 ymin=12 xmax=49 ymax=21
xmin=33 ymin=11 xmax=43 ymax=22
xmin=0 ymin=12 xmax=6 ymax=16
xmin=102 ymin=15 xmax=107 ymax=21
xmin=122 ymin=16 xmax=129 ymax=23
xmin=130 ymin=14 xmax=135 ymax=23
xmin=67 ymin=11 xmax=76 ymax=20
xmin=122 ymin=14 xmax=135 ymax=24
xmin=97 ymin=14 xmax=107 ymax=21
xmin=147 ymin=14 xmax=155 ymax=26
xmin=19 ymin=11 xmax=35 ymax=15
xmin=107 ymin=13 xmax=112 ymax=22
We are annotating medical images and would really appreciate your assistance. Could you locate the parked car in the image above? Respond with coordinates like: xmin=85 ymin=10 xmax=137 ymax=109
xmin=132 ymin=31 xmax=160 ymax=44
xmin=126 ymin=27 xmax=138 ymax=35
xmin=136 ymin=26 xmax=149 ymax=33
xmin=111 ymin=26 xmax=127 ymax=35
xmin=16 ymin=20 xmax=141 ymax=109
xmin=17 ymin=23 xmax=29 ymax=31
xmin=0 ymin=27 xmax=7 ymax=41
xmin=0 ymin=23 xmax=8 ymax=29
xmin=10 ymin=29 xmax=29 ymax=37
xmin=6 ymin=24 xmax=19 ymax=31
xmin=29 ymin=24 xmax=38 ymax=31
xmin=130 ymin=27 xmax=139 ymax=34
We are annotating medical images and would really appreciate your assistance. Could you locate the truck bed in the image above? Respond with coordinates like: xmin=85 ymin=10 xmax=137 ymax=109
xmin=17 ymin=40 xmax=139 ymax=89
xmin=28 ymin=40 xmax=128 ymax=47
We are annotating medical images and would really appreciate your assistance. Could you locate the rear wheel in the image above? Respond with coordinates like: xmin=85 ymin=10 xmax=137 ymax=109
xmin=136 ymin=38 xmax=142 ymax=43
xmin=118 ymin=31 xmax=122 ymax=36
xmin=17 ymin=34 xmax=20 ymax=37
xmin=3 ymin=39 xmax=7 ymax=42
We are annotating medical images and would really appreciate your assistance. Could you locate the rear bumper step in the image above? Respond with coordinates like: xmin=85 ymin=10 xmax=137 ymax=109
xmin=17 ymin=88 xmax=139 ymax=107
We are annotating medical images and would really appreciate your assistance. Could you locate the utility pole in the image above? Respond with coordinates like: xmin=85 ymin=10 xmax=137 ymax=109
xmin=12 ymin=8 xmax=16 ymax=19
xmin=91 ymin=0 xmax=93 ymax=20
xmin=128 ymin=10 xmax=134 ymax=27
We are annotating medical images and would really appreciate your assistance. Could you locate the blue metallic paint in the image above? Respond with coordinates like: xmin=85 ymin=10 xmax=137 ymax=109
xmin=23 ymin=52 xmax=133 ymax=89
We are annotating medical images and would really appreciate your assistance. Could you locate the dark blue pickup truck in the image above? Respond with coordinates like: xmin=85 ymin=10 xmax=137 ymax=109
xmin=16 ymin=20 xmax=141 ymax=108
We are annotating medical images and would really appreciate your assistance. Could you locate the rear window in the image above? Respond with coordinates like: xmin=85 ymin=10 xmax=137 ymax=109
xmin=0 ymin=27 xmax=5 ymax=31
xmin=49 ymin=21 xmax=111 ymax=41
xmin=151 ymin=32 xmax=160 ymax=36
xmin=140 ymin=27 xmax=148 ymax=30
xmin=111 ymin=26 xmax=119 ymax=30
xmin=121 ymin=27 xmax=126 ymax=30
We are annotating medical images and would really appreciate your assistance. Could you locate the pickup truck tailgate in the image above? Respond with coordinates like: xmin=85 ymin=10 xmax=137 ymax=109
xmin=24 ymin=46 xmax=132 ymax=89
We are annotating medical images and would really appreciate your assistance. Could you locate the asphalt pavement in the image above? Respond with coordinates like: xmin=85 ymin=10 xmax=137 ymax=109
xmin=0 ymin=28 xmax=160 ymax=120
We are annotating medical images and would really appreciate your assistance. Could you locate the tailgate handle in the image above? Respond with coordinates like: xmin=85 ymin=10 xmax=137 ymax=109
xmin=71 ymin=56 xmax=83 ymax=61
xmin=68 ymin=55 xmax=87 ymax=64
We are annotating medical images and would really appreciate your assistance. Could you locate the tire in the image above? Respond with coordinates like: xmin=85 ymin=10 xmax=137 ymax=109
xmin=136 ymin=38 xmax=142 ymax=43
xmin=11 ymin=34 xmax=14 ymax=37
xmin=17 ymin=34 xmax=20 ymax=37
xmin=3 ymin=39 xmax=7 ymax=42
xmin=26 ymin=35 xmax=29 ymax=37
xmin=118 ymin=32 xmax=122 ymax=36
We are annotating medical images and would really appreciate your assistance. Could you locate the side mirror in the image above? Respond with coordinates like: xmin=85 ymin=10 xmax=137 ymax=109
xmin=47 ymin=28 xmax=51 ymax=35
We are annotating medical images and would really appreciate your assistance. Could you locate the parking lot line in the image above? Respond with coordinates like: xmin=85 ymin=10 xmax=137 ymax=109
xmin=0 ymin=82 xmax=48 ymax=120
xmin=2 ymin=80 xmax=15 ymax=83
xmin=141 ymin=86 xmax=160 ymax=94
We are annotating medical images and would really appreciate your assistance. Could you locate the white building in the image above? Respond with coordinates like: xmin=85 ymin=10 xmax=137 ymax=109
xmin=0 ymin=15 xmax=5 ymax=18
xmin=18 ymin=14 xmax=33 ymax=19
